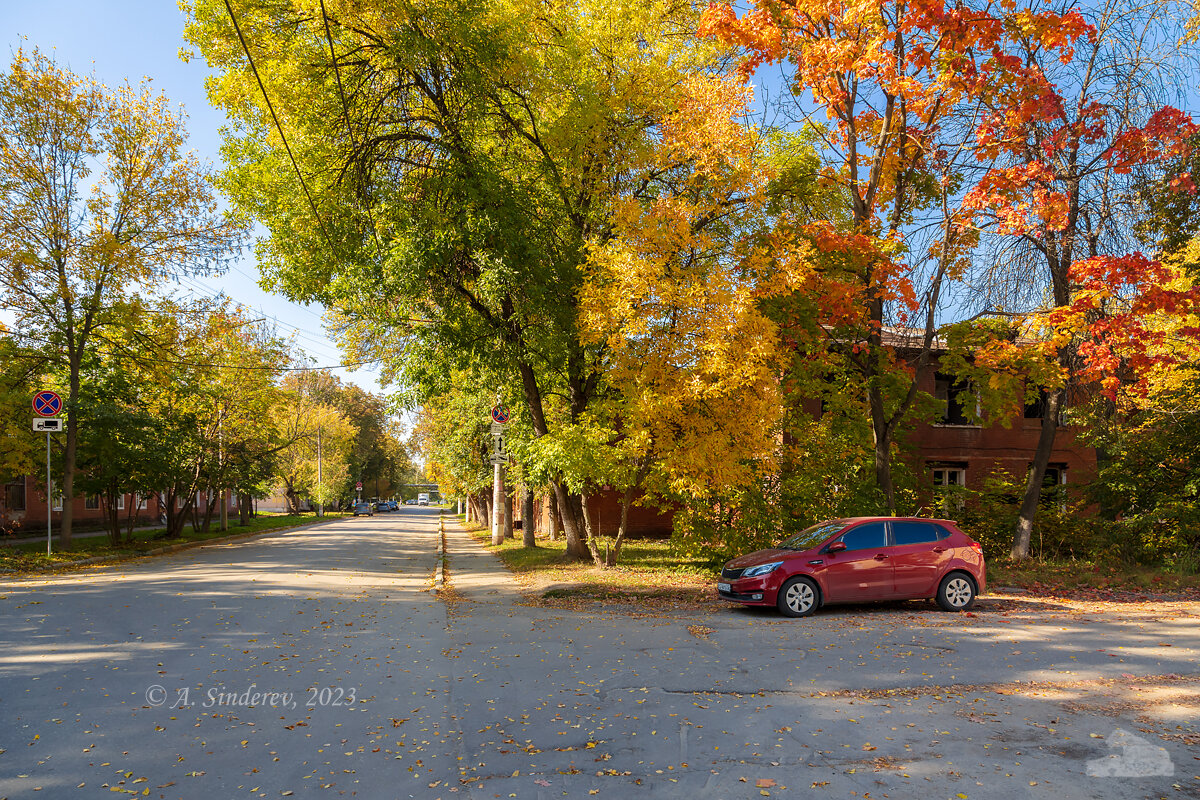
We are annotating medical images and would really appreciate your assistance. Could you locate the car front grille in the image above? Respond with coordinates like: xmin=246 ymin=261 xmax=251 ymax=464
xmin=720 ymin=566 xmax=746 ymax=581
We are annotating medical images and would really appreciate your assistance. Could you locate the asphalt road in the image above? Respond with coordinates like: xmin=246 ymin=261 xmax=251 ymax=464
xmin=1 ymin=509 xmax=1197 ymax=800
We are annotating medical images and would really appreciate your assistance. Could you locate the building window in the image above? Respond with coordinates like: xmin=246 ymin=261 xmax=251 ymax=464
xmin=931 ymin=466 xmax=967 ymax=512
xmin=934 ymin=374 xmax=973 ymax=425
xmin=1040 ymin=464 xmax=1067 ymax=509
xmin=1024 ymin=389 xmax=1048 ymax=419
xmin=4 ymin=479 xmax=25 ymax=511
xmin=115 ymin=494 xmax=125 ymax=511
xmin=1024 ymin=388 xmax=1065 ymax=425
xmin=932 ymin=467 xmax=966 ymax=488
xmin=85 ymin=494 xmax=101 ymax=510
xmin=51 ymin=481 xmax=63 ymax=512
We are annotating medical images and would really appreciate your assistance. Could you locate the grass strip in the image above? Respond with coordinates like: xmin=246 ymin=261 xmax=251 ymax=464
xmin=0 ymin=512 xmax=348 ymax=573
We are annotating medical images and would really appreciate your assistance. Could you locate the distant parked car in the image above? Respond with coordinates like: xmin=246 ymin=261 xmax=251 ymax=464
xmin=353 ymin=501 xmax=373 ymax=517
xmin=718 ymin=517 xmax=986 ymax=617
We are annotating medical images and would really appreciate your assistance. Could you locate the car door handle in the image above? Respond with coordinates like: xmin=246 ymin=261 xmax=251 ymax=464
xmin=808 ymin=560 xmax=823 ymax=566
xmin=873 ymin=554 xmax=890 ymax=561
xmin=932 ymin=547 xmax=947 ymax=553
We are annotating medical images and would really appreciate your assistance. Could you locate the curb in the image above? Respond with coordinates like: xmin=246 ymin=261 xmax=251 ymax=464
xmin=432 ymin=514 xmax=445 ymax=593
xmin=2 ymin=516 xmax=343 ymax=576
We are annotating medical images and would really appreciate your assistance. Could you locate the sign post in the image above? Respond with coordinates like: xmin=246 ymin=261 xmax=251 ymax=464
xmin=33 ymin=390 xmax=64 ymax=557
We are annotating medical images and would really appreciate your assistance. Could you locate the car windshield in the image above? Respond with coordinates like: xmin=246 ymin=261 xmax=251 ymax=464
xmin=777 ymin=521 xmax=847 ymax=550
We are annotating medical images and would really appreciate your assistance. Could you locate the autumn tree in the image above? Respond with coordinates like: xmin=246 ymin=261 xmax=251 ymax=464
xmin=272 ymin=370 xmax=356 ymax=514
xmin=184 ymin=0 xmax=740 ymax=559
xmin=0 ymin=333 xmax=40 ymax=486
xmin=573 ymin=76 xmax=791 ymax=564
xmin=411 ymin=376 xmax=505 ymax=526
xmin=953 ymin=0 xmax=1200 ymax=558
xmin=700 ymin=0 xmax=1108 ymax=514
xmin=0 ymin=49 xmax=243 ymax=543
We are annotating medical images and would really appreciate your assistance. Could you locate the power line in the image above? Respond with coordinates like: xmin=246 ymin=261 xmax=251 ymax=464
xmin=0 ymin=327 xmax=384 ymax=373
xmin=171 ymin=274 xmax=345 ymax=358
xmin=223 ymin=0 xmax=337 ymax=255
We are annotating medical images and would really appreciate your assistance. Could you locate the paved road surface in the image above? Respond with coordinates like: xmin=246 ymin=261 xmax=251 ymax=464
xmin=1 ymin=509 xmax=1197 ymax=799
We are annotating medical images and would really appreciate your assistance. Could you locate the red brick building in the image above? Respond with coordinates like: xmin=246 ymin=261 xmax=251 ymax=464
xmin=905 ymin=363 xmax=1095 ymax=498
xmin=1 ymin=479 xmax=237 ymax=536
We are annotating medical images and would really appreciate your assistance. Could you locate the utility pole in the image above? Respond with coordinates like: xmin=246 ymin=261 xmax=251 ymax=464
xmin=492 ymin=461 xmax=505 ymax=545
xmin=219 ymin=404 xmax=227 ymax=532
xmin=489 ymin=403 xmax=510 ymax=545
xmin=317 ymin=426 xmax=323 ymax=517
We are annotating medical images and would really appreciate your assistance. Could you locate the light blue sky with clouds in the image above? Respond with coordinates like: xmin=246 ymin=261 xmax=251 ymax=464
xmin=1 ymin=1 xmax=382 ymax=391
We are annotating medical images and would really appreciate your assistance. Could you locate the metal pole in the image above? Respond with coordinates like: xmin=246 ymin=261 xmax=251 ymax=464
xmin=317 ymin=427 xmax=323 ymax=517
xmin=219 ymin=409 xmax=227 ymax=532
xmin=46 ymin=431 xmax=51 ymax=556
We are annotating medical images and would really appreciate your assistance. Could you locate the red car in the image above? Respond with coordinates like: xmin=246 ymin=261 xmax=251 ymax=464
xmin=717 ymin=517 xmax=986 ymax=617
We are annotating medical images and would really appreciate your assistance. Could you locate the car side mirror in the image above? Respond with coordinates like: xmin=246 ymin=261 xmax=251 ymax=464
xmin=826 ymin=541 xmax=847 ymax=554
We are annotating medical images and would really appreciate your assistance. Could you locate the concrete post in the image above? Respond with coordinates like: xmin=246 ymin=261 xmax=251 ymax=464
xmin=491 ymin=463 xmax=505 ymax=545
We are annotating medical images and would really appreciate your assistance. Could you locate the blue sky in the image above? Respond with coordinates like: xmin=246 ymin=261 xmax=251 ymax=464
xmin=1 ymin=1 xmax=382 ymax=391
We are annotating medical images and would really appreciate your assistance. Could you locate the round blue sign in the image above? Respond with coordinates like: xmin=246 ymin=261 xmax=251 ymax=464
xmin=490 ymin=406 xmax=511 ymax=424
xmin=33 ymin=390 xmax=63 ymax=417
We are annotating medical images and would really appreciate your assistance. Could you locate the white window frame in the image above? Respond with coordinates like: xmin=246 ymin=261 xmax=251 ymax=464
xmin=931 ymin=467 xmax=967 ymax=512
xmin=115 ymin=494 xmax=125 ymax=511
xmin=932 ymin=467 xmax=966 ymax=488
xmin=1041 ymin=465 xmax=1068 ymax=510
xmin=51 ymin=481 xmax=63 ymax=512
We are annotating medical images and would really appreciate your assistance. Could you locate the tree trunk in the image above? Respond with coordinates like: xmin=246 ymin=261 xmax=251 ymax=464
xmin=869 ymin=385 xmax=897 ymax=515
xmin=607 ymin=485 xmax=636 ymax=566
xmin=504 ymin=484 xmax=514 ymax=540
xmin=548 ymin=491 xmax=561 ymax=542
xmin=551 ymin=480 xmax=587 ymax=558
xmin=475 ymin=492 xmax=486 ymax=526
xmin=125 ymin=494 xmax=138 ymax=544
xmin=580 ymin=491 xmax=606 ymax=567
xmin=239 ymin=493 xmax=251 ymax=526
xmin=521 ymin=486 xmax=535 ymax=548
xmin=105 ymin=490 xmax=121 ymax=547
xmin=201 ymin=492 xmax=217 ymax=534
xmin=1011 ymin=388 xmax=1063 ymax=560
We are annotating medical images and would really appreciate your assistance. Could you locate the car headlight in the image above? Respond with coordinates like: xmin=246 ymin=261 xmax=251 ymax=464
xmin=741 ymin=561 xmax=782 ymax=578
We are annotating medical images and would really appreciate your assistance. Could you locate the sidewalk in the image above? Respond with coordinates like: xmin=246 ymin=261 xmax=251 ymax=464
xmin=441 ymin=516 xmax=524 ymax=604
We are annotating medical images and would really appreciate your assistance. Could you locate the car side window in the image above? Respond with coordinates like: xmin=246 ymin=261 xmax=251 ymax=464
xmin=892 ymin=521 xmax=939 ymax=546
xmin=838 ymin=522 xmax=888 ymax=551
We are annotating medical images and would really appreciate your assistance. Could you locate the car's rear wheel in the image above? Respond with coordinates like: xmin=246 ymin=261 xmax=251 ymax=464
xmin=776 ymin=576 xmax=819 ymax=618
xmin=936 ymin=572 xmax=977 ymax=611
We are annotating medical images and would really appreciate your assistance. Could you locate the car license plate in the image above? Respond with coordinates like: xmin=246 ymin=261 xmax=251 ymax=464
xmin=717 ymin=582 xmax=731 ymax=593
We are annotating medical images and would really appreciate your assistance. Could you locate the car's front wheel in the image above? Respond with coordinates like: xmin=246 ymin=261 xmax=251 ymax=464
xmin=935 ymin=572 xmax=977 ymax=611
xmin=776 ymin=576 xmax=819 ymax=618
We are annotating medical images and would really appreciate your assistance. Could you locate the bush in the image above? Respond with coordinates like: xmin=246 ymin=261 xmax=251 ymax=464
xmin=670 ymin=419 xmax=917 ymax=567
